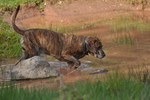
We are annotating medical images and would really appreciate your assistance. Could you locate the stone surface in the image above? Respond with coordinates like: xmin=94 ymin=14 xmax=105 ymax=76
xmin=0 ymin=56 xmax=108 ymax=81
xmin=48 ymin=62 xmax=91 ymax=71
xmin=89 ymin=68 xmax=108 ymax=75
xmin=0 ymin=56 xmax=59 ymax=81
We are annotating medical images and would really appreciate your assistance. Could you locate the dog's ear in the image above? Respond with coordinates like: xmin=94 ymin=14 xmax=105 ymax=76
xmin=85 ymin=37 xmax=96 ymax=47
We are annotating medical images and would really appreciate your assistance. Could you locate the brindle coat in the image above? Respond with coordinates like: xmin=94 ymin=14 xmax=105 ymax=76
xmin=12 ymin=5 xmax=105 ymax=69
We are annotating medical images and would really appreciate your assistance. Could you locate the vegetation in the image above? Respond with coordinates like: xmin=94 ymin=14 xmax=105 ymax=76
xmin=0 ymin=17 xmax=21 ymax=58
xmin=0 ymin=0 xmax=76 ymax=9
xmin=0 ymin=84 xmax=59 ymax=100
xmin=48 ymin=20 xmax=104 ymax=33
xmin=1 ymin=71 xmax=150 ymax=100
xmin=0 ymin=0 xmax=42 ymax=8
xmin=105 ymin=16 xmax=150 ymax=45
xmin=114 ymin=32 xmax=135 ymax=45
xmin=125 ymin=0 xmax=148 ymax=10
xmin=52 ymin=16 xmax=150 ymax=34
xmin=106 ymin=16 xmax=150 ymax=32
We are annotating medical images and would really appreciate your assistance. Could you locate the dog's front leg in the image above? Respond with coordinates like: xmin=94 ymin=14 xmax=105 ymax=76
xmin=63 ymin=55 xmax=80 ymax=69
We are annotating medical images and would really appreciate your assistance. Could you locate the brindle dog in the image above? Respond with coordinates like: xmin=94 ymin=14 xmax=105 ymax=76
xmin=12 ymin=5 xmax=105 ymax=69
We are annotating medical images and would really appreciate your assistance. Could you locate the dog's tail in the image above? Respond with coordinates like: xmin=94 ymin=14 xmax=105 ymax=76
xmin=12 ymin=5 xmax=25 ymax=35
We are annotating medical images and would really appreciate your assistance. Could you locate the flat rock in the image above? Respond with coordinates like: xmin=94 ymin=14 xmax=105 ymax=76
xmin=48 ymin=62 xmax=90 ymax=71
xmin=0 ymin=56 xmax=59 ymax=81
xmin=89 ymin=68 xmax=108 ymax=75
xmin=0 ymin=56 xmax=108 ymax=81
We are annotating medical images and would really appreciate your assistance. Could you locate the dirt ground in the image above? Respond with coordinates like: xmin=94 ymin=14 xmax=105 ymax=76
xmin=1 ymin=0 xmax=150 ymax=88
xmin=3 ymin=0 xmax=150 ymax=27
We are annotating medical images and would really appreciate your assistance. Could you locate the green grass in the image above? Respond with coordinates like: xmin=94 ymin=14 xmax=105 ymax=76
xmin=48 ymin=20 xmax=104 ymax=33
xmin=64 ymin=75 xmax=143 ymax=100
xmin=0 ymin=84 xmax=59 ymax=100
xmin=53 ymin=16 xmax=150 ymax=35
xmin=0 ymin=17 xmax=21 ymax=58
xmin=1 ymin=72 xmax=150 ymax=100
xmin=105 ymin=16 xmax=150 ymax=45
xmin=0 ymin=0 xmax=42 ymax=8
xmin=0 ymin=0 xmax=77 ymax=8
xmin=114 ymin=32 xmax=135 ymax=45
xmin=106 ymin=16 xmax=150 ymax=32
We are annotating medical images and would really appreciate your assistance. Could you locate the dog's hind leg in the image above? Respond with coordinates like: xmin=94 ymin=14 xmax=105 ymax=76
xmin=15 ymin=46 xmax=41 ymax=65
xmin=15 ymin=51 xmax=29 ymax=65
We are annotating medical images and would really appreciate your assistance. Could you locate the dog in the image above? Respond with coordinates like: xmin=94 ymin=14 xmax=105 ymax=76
xmin=12 ymin=5 xmax=105 ymax=69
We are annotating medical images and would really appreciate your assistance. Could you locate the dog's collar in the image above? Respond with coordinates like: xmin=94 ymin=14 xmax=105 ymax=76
xmin=82 ymin=36 xmax=89 ymax=55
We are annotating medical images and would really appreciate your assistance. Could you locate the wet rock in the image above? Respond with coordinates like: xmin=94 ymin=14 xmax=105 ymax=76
xmin=49 ymin=62 xmax=90 ymax=71
xmin=89 ymin=68 xmax=108 ymax=75
xmin=0 ymin=56 xmax=108 ymax=81
xmin=0 ymin=64 xmax=14 ymax=81
xmin=0 ymin=56 xmax=59 ymax=81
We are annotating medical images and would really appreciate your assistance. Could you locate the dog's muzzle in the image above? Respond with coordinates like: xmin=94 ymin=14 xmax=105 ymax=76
xmin=94 ymin=50 xmax=105 ymax=59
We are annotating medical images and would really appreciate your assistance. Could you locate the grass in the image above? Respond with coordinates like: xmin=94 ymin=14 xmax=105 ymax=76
xmin=0 ymin=0 xmax=78 ymax=8
xmin=114 ymin=32 xmax=135 ymax=45
xmin=1 ymin=71 xmax=150 ymax=100
xmin=0 ymin=84 xmax=59 ymax=100
xmin=64 ymin=74 xmax=143 ymax=100
xmin=0 ymin=0 xmax=42 ymax=8
xmin=51 ymin=14 xmax=145 ymax=35
xmin=0 ymin=17 xmax=21 ymax=58
xmin=106 ymin=16 xmax=150 ymax=32
xmin=129 ymin=65 xmax=150 ymax=83
xmin=104 ymin=16 xmax=150 ymax=45
xmin=48 ymin=20 xmax=104 ymax=34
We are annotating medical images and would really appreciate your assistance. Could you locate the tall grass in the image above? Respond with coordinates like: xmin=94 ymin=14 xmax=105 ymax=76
xmin=54 ymin=16 xmax=150 ymax=35
xmin=48 ymin=20 xmax=103 ymax=33
xmin=0 ymin=84 xmax=59 ymax=100
xmin=129 ymin=65 xmax=150 ymax=83
xmin=114 ymin=32 xmax=135 ymax=45
xmin=106 ymin=16 xmax=150 ymax=45
xmin=0 ymin=17 xmax=21 ymax=58
xmin=106 ymin=16 xmax=150 ymax=32
xmin=64 ymin=71 xmax=150 ymax=100
xmin=1 ymin=71 xmax=150 ymax=100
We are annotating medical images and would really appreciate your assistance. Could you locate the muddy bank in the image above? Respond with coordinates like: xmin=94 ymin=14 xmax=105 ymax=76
xmin=2 ymin=0 xmax=150 ymax=28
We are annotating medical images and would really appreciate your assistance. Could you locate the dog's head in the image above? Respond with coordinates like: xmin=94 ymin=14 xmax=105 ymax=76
xmin=85 ymin=37 xmax=105 ymax=59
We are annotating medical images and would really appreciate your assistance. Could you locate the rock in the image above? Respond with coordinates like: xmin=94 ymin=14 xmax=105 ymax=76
xmin=0 ymin=56 xmax=108 ymax=81
xmin=0 ymin=64 xmax=14 ymax=81
xmin=89 ymin=68 xmax=108 ymax=75
xmin=48 ymin=62 xmax=90 ymax=71
xmin=0 ymin=56 xmax=59 ymax=81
